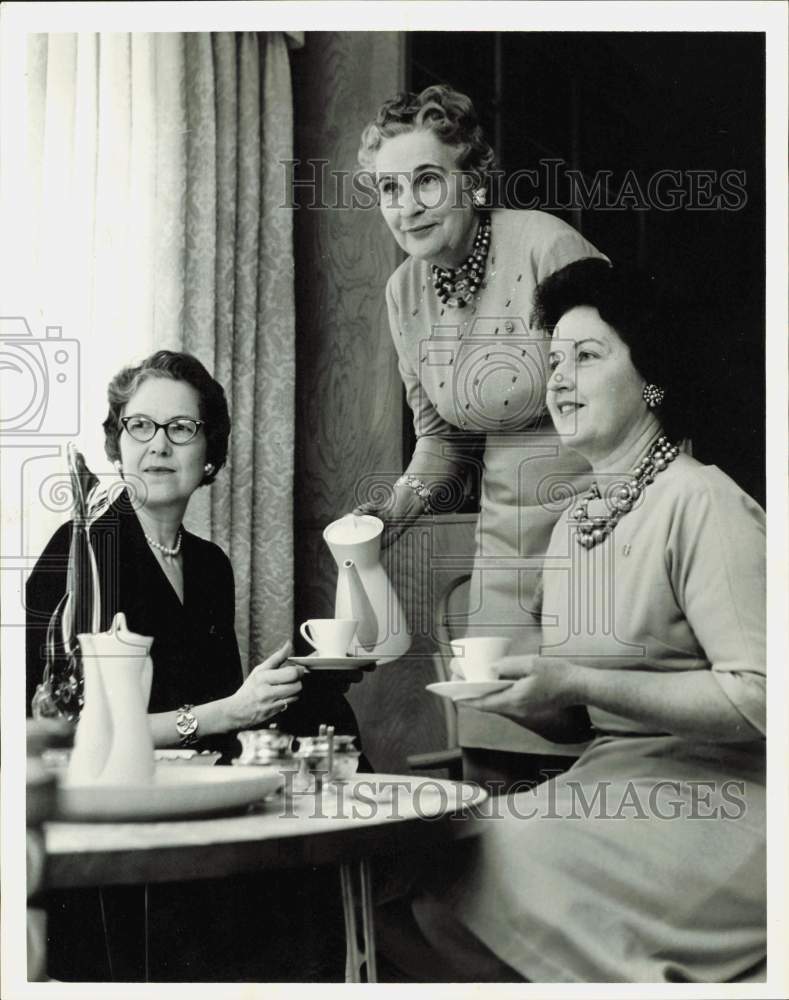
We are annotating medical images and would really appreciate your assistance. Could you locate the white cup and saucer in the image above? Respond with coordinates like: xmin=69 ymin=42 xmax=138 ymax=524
xmin=288 ymin=619 xmax=377 ymax=671
xmin=427 ymin=636 xmax=515 ymax=701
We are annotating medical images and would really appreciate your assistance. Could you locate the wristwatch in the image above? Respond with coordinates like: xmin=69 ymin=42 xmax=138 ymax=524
xmin=175 ymin=704 xmax=199 ymax=747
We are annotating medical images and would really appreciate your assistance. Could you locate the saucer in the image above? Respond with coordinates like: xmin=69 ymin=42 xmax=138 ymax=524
xmin=426 ymin=680 xmax=513 ymax=701
xmin=288 ymin=654 xmax=377 ymax=671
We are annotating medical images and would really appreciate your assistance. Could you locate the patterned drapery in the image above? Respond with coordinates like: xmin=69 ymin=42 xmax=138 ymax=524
xmin=17 ymin=32 xmax=297 ymax=671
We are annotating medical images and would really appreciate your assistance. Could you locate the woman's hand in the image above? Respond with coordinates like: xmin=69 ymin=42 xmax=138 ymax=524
xmin=224 ymin=641 xmax=305 ymax=730
xmin=463 ymin=655 xmax=592 ymax=743
xmin=464 ymin=655 xmax=581 ymax=721
xmin=353 ymin=484 xmax=427 ymax=550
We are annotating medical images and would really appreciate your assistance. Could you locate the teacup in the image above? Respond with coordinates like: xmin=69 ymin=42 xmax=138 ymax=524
xmin=450 ymin=636 xmax=511 ymax=682
xmin=299 ymin=618 xmax=358 ymax=658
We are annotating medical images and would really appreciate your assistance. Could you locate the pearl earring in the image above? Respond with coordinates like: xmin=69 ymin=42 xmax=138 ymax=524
xmin=642 ymin=383 xmax=665 ymax=408
xmin=204 ymin=463 xmax=214 ymax=475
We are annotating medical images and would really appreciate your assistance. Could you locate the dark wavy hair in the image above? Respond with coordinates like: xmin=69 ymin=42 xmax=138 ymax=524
xmin=358 ymin=84 xmax=496 ymax=189
xmin=102 ymin=350 xmax=230 ymax=485
xmin=531 ymin=258 xmax=692 ymax=442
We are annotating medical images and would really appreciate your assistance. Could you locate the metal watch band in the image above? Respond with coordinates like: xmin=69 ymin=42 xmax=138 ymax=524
xmin=175 ymin=704 xmax=199 ymax=747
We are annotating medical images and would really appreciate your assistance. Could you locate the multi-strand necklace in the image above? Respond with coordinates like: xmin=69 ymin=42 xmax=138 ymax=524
xmin=573 ymin=436 xmax=679 ymax=548
xmin=431 ymin=214 xmax=491 ymax=308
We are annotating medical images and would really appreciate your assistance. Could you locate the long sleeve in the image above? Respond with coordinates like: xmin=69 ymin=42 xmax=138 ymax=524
xmin=385 ymin=275 xmax=470 ymax=475
xmin=667 ymin=472 xmax=766 ymax=735
xmin=213 ymin=549 xmax=244 ymax=694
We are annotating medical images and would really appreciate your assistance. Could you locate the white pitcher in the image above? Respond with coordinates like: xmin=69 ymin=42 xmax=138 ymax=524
xmin=65 ymin=649 xmax=112 ymax=786
xmin=323 ymin=514 xmax=411 ymax=663
xmin=70 ymin=612 xmax=155 ymax=786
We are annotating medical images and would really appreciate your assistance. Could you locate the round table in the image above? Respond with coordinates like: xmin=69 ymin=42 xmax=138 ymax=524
xmin=44 ymin=773 xmax=488 ymax=982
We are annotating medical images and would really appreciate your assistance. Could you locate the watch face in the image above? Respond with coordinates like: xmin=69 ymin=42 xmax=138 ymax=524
xmin=177 ymin=710 xmax=198 ymax=736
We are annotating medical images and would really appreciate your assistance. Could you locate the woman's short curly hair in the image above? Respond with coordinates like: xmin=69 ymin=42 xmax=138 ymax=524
xmin=531 ymin=258 xmax=693 ymax=442
xmin=103 ymin=350 xmax=230 ymax=485
xmin=358 ymin=84 xmax=496 ymax=185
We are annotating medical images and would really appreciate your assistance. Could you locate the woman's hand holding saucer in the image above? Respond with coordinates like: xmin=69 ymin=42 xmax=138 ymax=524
xmin=463 ymin=654 xmax=581 ymax=722
xmin=225 ymin=641 xmax=305 ymax=729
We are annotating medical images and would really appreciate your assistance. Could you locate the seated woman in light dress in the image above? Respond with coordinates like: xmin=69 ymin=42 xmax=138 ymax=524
xmin=378 ymin=258 xmax=766 ymax=984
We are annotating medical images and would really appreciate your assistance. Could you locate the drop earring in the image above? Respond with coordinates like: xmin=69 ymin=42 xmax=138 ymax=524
xmin=204 ymin=463 xmax=215 ymax=476
xmin=472 ymin=187 xmax=486 ymax=208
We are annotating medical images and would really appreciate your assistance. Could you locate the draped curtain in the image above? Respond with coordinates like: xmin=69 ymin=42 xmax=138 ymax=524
xmin=16 ymin=32 xmax=299 ymax=670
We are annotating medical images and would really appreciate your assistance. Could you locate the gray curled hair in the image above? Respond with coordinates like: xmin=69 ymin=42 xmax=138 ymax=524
xmin=358 ymin=84 xmax=496 ymax=191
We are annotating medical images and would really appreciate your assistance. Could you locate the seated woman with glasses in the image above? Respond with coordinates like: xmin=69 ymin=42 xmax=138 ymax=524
xmin=27 ymin=350 xmax=304 ymax=755
xmin=26 ymin=351 xmax=349 ymax=982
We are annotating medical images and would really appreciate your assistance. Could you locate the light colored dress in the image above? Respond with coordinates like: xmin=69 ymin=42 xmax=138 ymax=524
xmin=427 ymin=454 xmax=766 ymax=982
xmin=387 ymin=208 xmax=606 ymax=753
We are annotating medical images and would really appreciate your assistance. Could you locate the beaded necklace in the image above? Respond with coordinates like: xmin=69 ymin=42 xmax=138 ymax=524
xmin=430 ymin=214 xmax=491 ymax=308
xmin=573 ymin=436 xmax=679 ymax=548
xmin=144 ymin=529 xmax=182 ymax=558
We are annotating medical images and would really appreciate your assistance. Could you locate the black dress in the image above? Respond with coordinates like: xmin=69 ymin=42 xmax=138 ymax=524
xmin=27 ymin=497 xmax=243 ymax=746
xmin=26 ymin=497 xmax=348 ymax=981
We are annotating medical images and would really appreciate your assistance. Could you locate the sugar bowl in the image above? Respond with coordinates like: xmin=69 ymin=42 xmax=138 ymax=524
xmin=236 ymin=724 xmax=299 ymax=777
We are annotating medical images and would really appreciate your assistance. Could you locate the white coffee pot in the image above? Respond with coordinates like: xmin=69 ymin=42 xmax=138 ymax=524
xmin=323 ymin=514 xmax=411 ymax=663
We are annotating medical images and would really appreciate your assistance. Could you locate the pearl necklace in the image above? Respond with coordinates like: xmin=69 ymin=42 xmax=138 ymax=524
xmin=572 ymin=436 xmax=679 ymax=549
xmin=144 ymin=529 xmax=182 ymax=557
xmin=431 ymin=214 xmax=491 ymax=308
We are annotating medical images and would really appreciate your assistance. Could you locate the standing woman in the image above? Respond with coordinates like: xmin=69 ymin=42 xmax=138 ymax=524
xmin=356 ymin=85 xmax=607 ymax=779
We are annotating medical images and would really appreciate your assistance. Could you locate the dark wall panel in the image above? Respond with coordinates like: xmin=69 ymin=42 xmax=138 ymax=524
xmin=409 ymin=31 xmax=765 ymax=504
